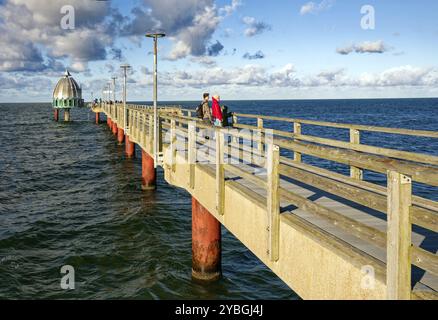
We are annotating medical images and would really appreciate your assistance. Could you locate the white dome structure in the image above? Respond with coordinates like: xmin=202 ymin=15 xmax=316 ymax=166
xmin=52 ymin=70 xmax=84 ymax=108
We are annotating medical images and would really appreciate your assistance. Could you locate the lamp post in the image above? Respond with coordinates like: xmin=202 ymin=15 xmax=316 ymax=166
xmin=111 ymin=76 xmax=117 ymax=103
xmin=107 ymin=82 xmax=112 ymax=102
xmin=120 ymin=64 xmax=131 ymax=131
xmin=145 ymin=32 xmax=165 ymax=168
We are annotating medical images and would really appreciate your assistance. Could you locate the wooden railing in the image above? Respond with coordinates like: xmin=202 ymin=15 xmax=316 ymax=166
xmin=100 ymin=102 xmax=438 ymax=299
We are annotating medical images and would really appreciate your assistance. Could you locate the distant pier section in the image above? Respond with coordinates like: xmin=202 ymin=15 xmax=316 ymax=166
xmin=90 ymin=100 xmax=438 ymax=300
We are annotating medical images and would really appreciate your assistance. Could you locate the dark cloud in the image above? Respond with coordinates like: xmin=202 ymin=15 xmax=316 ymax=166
xmin=110 ymin=48 xmax=123 ymax=61
xmin=120 ymin=0 xmax=238 ymax=60
xmin=242 ymin=50 xmax=265 ymax=60
xmin=0 ymin=0 xmax=122 ymax=72
xmin=207 ymin=41 xmax=224 ymax=56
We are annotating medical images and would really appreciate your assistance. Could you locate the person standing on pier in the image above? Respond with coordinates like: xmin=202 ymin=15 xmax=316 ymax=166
xmin=198 ymin=92 xmax=212 ymax=124
xmin=212 ymin=95 xmax=223 ymax=127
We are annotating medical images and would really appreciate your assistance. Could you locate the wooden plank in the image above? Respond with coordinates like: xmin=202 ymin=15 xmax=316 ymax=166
xmin=280 ymin=186 xmax=387 ymax=249
xmin=216 ymin=130 xmax=225 ymax=216
xmin=411 ymin=246 xmax=438 ymax=277
xmin=279 ymin=162 xmax=438 ymax=232
xmin=267 ymin=144 xmax=280 ymax=261
xmin=411 ymin=290 xmax=438 ymax=300
xmin=235 ymin=123 xmax=438 ymax=166
xmin=257 ymin=118 xmax=264 ymax=152
xmin=293 ymin=122 xmax=302 ymax=162
xmin=387 ymin=171 xmax=412 ymax=300
xmin=232 ymin=114 xmax=238 ymax=125
xmin=188 ymin=121 xmax=196 ymax=189
xmin=350 ymin=129 xmax=363 ymax=179
xmin=170 ymin=119 xmax=176 ymax=172
xmin=148 ymin=114 xmax=153 ymax=154
xmin=281 ymin=157 xmax=438 ymax=214
xmin=275 ymin=138 xmax=438 ymax=187
xmin=233 ymin=112 xmax=438 ymax=138
xmin=142 ymin=113 xmax=146 ymax=147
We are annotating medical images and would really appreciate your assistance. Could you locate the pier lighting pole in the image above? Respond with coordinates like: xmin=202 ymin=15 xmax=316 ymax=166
xmin=120 ymin=64 xmax=131 ymax=131
xmin=146 ymin=32 xmax=165 ymax=168
xmin=112 ymin=76 xmax=117 ymax=103
xmin=107 ymin=82 xmax=112 ymax=102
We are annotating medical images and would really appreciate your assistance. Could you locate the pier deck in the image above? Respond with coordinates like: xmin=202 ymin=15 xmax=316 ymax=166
xmin=94 ymin=102 xmax=438 ymax=300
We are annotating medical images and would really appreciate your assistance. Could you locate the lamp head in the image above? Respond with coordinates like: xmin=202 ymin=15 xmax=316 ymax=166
xmin=145 ymin=32 xmax=166 ymax=38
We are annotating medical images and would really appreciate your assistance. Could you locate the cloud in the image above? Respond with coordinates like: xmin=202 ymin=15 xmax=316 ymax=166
xmin=242 ymin=16 xmax=271 ymax=37
xmin=0 ymin=0 xmax=120 ymax=72
xmin=0 ymin=0 xmax=241 ymax=72
xmin=190 ymin=56 xmax=217 ymax=67
xmin=132 ymin=64 xmax=438 ymax=89
xmin=355 ymin=41 xmax=388 ymax=54
xmin=219 ymin=0 xmax=241 ymax=16
xmin=3 ymin=64 xmax=438 ymax=101
xmin=207 ymin=41 xmax=224 ymax=56
xmin=357 ymin=66 xmax=438 ymax=87
xmin=337 ymin=41 xmax=389 ymax=55
xmin=242 ymin=50 xmax=265 ymax=60
xmin=300 ymin=0 xmax=334 ymax=15
xmin=121 ymin=0 xmax=240 ymax=60
xmin=336 ymin=45 xmax=354 ymax=55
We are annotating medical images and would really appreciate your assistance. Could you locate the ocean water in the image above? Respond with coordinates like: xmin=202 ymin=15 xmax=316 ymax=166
xmin=0 ymin=98 xmax=437 ymax=299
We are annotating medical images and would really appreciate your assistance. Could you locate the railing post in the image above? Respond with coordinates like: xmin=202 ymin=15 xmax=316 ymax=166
xmin=136 ymin=111 xmax=140 ymax=140
xmin=267 ymin=144 xmax=280 ymax=262
xmin=148 ymin=114 xmax=153 ymax=154
xmin=257 ymin=118 xmax=263 ymax=153
xmin=387 ymin=170 xmax=412 ymax=300
xmin=170 ymin=119 xmax=177 ymax=172
xmin=158 ymin=116 xmax=163 ymax=154
xmin=188 ymin=121 xmax=196 ymax=189
xmin=142 ymin=113 xmax=146 ymax=147
xmin=232 ymin=114 xmax=238 ymax=126
xmin=129 ymin=109 xmax=133 ymax=136
xmin=216 ymin=130 xmax=225 ymax=216
xmin=350 ymin=128 xmax=363 ymax=180
xmin=293 ymin=122 xmax=302 ymax=162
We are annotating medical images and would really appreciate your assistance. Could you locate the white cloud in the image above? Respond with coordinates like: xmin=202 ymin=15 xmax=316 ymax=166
xmin=242 ymin=16 xmax=271 ymax=37
xmin=219 ymin=0 xmax=241 ymax=16
xmin=300 ymin=0 xmax=335 ymax=15
xmin=337 ymin=40 xmax=389 ymax=55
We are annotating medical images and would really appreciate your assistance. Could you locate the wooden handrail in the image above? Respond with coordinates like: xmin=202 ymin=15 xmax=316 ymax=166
xmin=233 ymin=112 xmax=438 ymax=138
xmin=101 ymin=103 xmax=438 ymax=291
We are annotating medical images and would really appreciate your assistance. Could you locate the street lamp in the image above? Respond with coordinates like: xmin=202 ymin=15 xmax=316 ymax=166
xmin=107 ymin=81 xmax=112 ymax=102
xmin=111 ymin=76 xmax=117 ymax=103
xmin=120 ymin=64 xmax=131 ymax=131
xmin=145 ymin=32 xmax=166 ymax=168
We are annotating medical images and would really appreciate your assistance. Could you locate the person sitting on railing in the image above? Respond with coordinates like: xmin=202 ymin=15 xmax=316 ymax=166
xmin=212 ymin=95 xmax=223 ymax=127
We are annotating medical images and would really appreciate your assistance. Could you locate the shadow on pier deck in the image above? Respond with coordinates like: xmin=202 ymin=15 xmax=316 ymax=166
xmin=92 ymin=102 xmax=438 ymax=300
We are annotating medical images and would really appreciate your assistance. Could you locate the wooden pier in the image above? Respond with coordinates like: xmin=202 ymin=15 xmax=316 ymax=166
xmin=92 ymin=102 xmax=437 ymax=300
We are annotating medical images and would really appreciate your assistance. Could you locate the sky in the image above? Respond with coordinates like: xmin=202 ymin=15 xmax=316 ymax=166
xmin=1 ymin=0 xmax=438 ymax=102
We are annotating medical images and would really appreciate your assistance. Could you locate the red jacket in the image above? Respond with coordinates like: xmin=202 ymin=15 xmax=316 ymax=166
xmin=211 ymin=97 xmax=223 ymax=121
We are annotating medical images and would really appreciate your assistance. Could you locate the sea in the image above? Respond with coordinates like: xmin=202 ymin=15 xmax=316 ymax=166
xmin=0 ymin=98 xmax=437 ymax=299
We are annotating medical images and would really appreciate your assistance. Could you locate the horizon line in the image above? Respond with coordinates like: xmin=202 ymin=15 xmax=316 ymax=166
xmin=2 ymin=96 xmax=438 ymax=104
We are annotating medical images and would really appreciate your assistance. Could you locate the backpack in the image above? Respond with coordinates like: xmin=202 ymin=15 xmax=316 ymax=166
xmin=196 ymin=103 xmax=204 ymax=118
